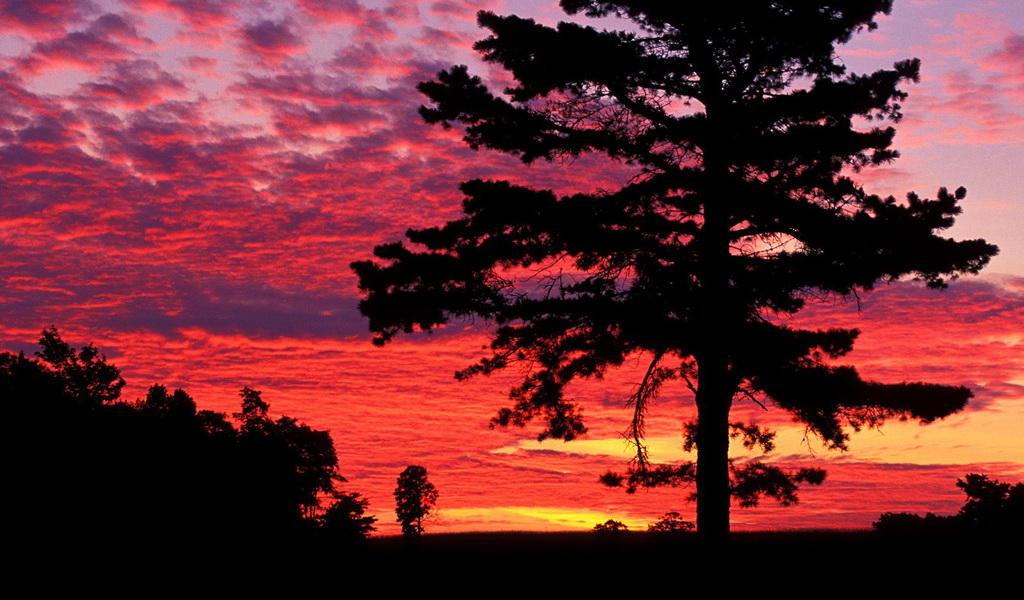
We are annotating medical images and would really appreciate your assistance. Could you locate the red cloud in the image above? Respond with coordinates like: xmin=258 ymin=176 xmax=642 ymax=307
xmin=180 ymin=55 xmax=220 ymax=79
xmin=74 ymin=60 xmax=187 ymax=109
xmin=0 ymin=0 xmax=93 ymax=37
xmin=17 ymin=13 xmax=151 ymax=74
xmin=0 ymin=69 xmax=65 ymax=131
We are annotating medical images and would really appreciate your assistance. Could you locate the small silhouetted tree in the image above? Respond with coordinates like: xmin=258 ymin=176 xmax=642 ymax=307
xmin=352 ymin=1 xmax=999 ymax=540
xmin=394 ymin=465 xmax=438 ymax=536
xmin=648 ymin=512 xmax=695 ymax=533
xmin=593 ymin=519 xmax=629 ymax=533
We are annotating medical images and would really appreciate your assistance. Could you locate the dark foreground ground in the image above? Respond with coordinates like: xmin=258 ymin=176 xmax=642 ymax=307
xmin=24 ymin=529 xmax=1016 ymax=593
xmin=351 ymin=530 xmax=1016 ymax=595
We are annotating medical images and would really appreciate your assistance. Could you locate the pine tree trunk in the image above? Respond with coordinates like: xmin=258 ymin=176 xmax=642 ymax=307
xmin=695 ymin=357 xmax=733 ymax=542
xmin=693 ymin=126 xmax=734 ymax=542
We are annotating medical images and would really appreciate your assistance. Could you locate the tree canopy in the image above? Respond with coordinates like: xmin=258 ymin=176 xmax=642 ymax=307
xmin=352 ymin=1 xmax=998 ymax=539
xmin=35 ymin=326 xmax=124 ymax=406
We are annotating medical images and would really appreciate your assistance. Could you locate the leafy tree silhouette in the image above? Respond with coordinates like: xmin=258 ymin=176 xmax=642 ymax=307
xmin=648 ymin=512 xmax=695 ymax=533
xmin=394 ymin=465 xmax=438 ymax=536
xmin=5 ymin=329 xmax=374 ymax=550
xmin=320 ymin=491 xmax=377 ymax=540
xmin=352 ymin=2 xmax=998 ymax=540
xmin=35 ymin=326 xmax=124 ymax=406
xmin=233 ymin=386 xmax=346 ymax=526
xmin=956 ymin=474 xmax=1023 ymax=532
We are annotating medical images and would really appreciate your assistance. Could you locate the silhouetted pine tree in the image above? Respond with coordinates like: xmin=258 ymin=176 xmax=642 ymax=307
xmin=352 ymin=1 xmax=998 ymax=540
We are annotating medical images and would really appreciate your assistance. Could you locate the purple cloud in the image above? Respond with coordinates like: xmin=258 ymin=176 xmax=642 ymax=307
xmin=237 ymin=18 xmax=306 ymax=65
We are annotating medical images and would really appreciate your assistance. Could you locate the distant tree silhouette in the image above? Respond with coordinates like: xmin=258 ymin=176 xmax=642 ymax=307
xmin=593 ymin=519 xmax=629 ymax=533
xmin=5 ymin=329 xmax=375 ymax=549
xmin=648 ymin=512 xmax=695 ymax=533
xmin=394 ymin=465 xmax=438 ymax=536
xmin=956 ymin=474 xmax=1023 ymax=532
xmin=872 ymin=511 xmax=957 ymax=534
xmin=352 ymin=1 xmax=998 ymax=540
xmin=874 ymin=473 xmax=1023 ymax=535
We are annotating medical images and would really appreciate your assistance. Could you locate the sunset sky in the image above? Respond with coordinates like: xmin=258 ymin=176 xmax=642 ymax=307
xmin=2 ymin=0 xmax=1022 ymax=535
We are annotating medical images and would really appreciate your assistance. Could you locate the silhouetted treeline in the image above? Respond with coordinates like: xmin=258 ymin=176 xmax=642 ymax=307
xmin=4 ymin=329 xmax=374 ymax=555
xmin=874 ymin=473 xmax=1022 ymax=536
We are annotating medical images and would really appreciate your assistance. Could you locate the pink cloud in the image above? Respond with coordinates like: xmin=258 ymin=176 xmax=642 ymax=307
xmin=180 ymin=55 xmax=221 ymax=79
xmin=418 ymin=25 xmax=474 ymax=48
xmin=294 ymin=0 xmax=366 ymax=26
xmin=919 ymin=70 xmax=1024 ymax=144
xmin=427 ymin=1 xmax=498 ymax=21
xmin=895 ymin=28 xmax=1024 ymax=146
xmin=137 ymin=0 xmax=238 ymax=29
xmin=952 ymin=12 xmax=1008 ymax=45
xmin=330 ymin=42 xmax=419 ymax=79
xmin=983 ymin=34 xmax=1024 ymax=102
